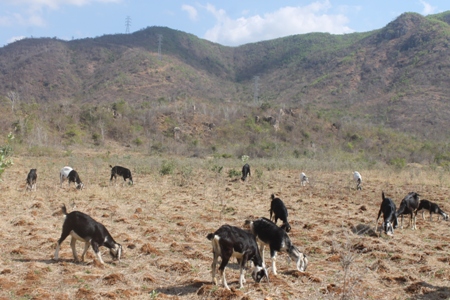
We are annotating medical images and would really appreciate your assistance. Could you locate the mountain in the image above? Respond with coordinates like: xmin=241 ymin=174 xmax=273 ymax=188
xmin=1 ymin=12 xmax=450 ymax=165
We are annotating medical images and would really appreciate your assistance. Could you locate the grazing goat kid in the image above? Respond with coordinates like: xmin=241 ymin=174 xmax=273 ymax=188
xmin=375 ymin=192 xmax=398 ymax=236
xmin=415 ymin=199 xmax=449 ymax=221
xmin=60 ymin=166 xmax=84 ymax=190
xmin=245 ymin=217 xmax=308 ymax=275
xmin=353 ymin=171 xmax=362 ymax=190
xmin=269 ymin=194 xmax=291 ymax=232
xmin=396 ymin=192 xmax=420 ymax=230
xmin=26 ymin=168 xmax=37 ymax=191
xmin=206 ymin=225 xmax=268 ymax=290
xmin=54 ymin=204 xmax=122 ymax=265
xmin=241 ymin=163 xmax=251 ymax=181
xmin=300 ymin=172 xmax=309 ymax=186
xmin=110 ymin=165 xmax=133 ymax=185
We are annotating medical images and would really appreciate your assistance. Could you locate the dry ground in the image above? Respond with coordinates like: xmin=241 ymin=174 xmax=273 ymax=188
xmin=0 ymin=154 xmax=450 ymax=299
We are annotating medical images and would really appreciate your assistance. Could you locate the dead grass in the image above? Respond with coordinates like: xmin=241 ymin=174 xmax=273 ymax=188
xmin=0 ymin=155 xmax=449 ymax=299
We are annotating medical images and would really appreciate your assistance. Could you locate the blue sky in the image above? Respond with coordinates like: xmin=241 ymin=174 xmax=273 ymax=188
xmin=0 ymin=0 xmax=448 ymax=47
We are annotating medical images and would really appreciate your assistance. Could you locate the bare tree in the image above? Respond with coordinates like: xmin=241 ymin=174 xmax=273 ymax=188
xmin=6 ymin=91 xmax=19 ymax=113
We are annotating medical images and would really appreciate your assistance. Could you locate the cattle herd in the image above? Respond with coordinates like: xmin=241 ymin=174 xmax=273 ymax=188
xmin=22 ymin=164 xmax=450 ymax=291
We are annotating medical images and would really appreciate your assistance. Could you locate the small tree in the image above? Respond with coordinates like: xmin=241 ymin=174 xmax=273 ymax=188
xmin=0 ymin=133 xmax=14 ymax=180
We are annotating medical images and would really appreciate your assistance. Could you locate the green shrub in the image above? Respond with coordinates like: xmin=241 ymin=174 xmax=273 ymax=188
xmin=228 ymin=168 xmax=241 ymax=178
xmin=160 ymin=160 xmax=175 ymax=175
xmin=0 ymin=133 xmax=14 ymax=180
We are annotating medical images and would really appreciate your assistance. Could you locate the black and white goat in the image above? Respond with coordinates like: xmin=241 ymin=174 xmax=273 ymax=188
xmin=60 ymin=166 xmax=84 ymax=190
xmin=241 ymin=163 xmax=251 ymax=181
xmin=206 ymin=224 xmax=268 ymax=290
xmin=54 ymin=204 xmax=122 ymax=265
xmin=396 ymin=192 xmax=420 ymax=230
xmin=375 ymin=191 xmax=398 ymax=236
xmin=415 ymin=199 xmax=449 ymax=221
xmin=353 ymin=171 xmax=362 ymax=190
xmin=110 ymin=165 xmax=133 ymax=185
xmin=269 ymin=194 xmax=291 ymax=232
xmin=300 ymin=172 xmax=309 ymax=186
xmin=245 ymin=217 xmax=308 ymax=275
xmin=26 ymin=168 xmax=37 ymax=191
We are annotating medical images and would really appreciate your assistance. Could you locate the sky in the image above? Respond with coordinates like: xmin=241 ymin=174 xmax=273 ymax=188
xmin=0 ymin=0 xmax=448 ymax=48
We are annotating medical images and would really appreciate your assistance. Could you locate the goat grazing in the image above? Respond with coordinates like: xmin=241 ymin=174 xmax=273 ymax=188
xmin=396 ymin=192 xmax=420 ymax=230
xmin=26 ymin=168 xmax=37 ymax=191
xmin=375 ymin=191 xmax=398 ymax=236
xmin=54 ymin=204 xmax=122 ymax=265
xmin=245 ymin=217 xmax=308 ymax=275
xmin=241 ymin=163 xmax=251 ymax=181
xmin=416 ymin=199 xmax=449 ymax=221
xmin=300 ymin=172 xmax=309 ymax=186
xmin=110 ymin=165 xmax=133 ymax=185
xmin=269 ymin=194 xmax=291 ymax=232
xmin=353 ymin=171 xmax=362 ymax=190
xmin=60 ymin=166 xmax=84 ymax=190
xmin=206 ymin=224 xmax=268 ymax=290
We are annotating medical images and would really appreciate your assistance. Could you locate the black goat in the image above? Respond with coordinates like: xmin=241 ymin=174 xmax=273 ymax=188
xmin=375 ymin=191 xmax=398 ymax=236
xmin=269 ymin=194 xmax=291 ymax=232
xmin=26 ymin=168 xmax=37 ymax=191
xmin=396 ymin=192 xmax=420 ymax=230
xmin=206 ymin=224 xmax=268 ymax=290
xmin=110 ymin=165 xmax=133 ymax=185
xmin=241 ymin=163 xmax=251 ymax=181
xmin=60 ymin=166 xmax=84 ymax=190
xmin=416 ymin=199 xmax=449 ymax=221
xmin=245 ymin=217 xmax=308 ymax=275
xmin=54 ymin=204 xmax=122 ymax=264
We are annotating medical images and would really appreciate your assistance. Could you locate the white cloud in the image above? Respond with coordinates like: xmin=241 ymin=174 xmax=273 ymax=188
xmin=1 ymin=0 xmax=121 ymax=9
xmin=182 ymin=4 xmax=198 ymax=21
xmin=203 ymin=1 xmax=353 ymax=46
xmin=7 ymin=35 xmax=26 ymax=44
xmin=419 ymin=0 xmax=437 ymax=15
xmin=0 ymin=0 xmax=121 ymax=29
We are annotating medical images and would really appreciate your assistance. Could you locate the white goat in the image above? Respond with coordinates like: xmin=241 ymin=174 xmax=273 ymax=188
xmin=353 ymin=171 xmax=362 ymax=190
xmin=300 ymin=172 xmax=309 ymax=186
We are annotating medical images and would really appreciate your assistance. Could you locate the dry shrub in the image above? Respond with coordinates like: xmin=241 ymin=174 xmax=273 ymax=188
xmin=76 ymin=287 xmax=96 ymax=299
xmin=160 ymin=261 xmax=192 ymax=274
xmin=140 ymin=243 xmax=161 ymax=255
xmin=103 ymin=273 xmax=126 ymax=285
xmin=197 ymin=284 xmax=244 ymax=299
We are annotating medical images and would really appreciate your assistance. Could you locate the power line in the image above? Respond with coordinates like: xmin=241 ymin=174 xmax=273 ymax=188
xmin=125 ymin=16 xmax=131 ymax=34
xmin=253 ymin=76 xmax=259 ymax=104
xmin=157 ymin=34 xmax=163 ymax=60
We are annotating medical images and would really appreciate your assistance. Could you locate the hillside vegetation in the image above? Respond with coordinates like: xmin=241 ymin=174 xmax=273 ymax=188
xmin=1 ymin=12 xmax=450 ymax=166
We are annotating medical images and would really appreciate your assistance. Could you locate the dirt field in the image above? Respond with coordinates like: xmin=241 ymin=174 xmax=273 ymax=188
xmin=1 ymin=155 xmax=450 ymax=299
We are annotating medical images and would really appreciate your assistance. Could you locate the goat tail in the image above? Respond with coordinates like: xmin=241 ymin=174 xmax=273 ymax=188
xmin=109 ymin=165 xmax=113 ymax=168
xmin=206 ymin=233 xmax=215 ymax=241
xmin=271 ymin=194 xmax=275 ymax=200
xmin=382 ymin=191 xmax=385 ymax=200
xmin=61 ymin=204 xmax=68 ymax=216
